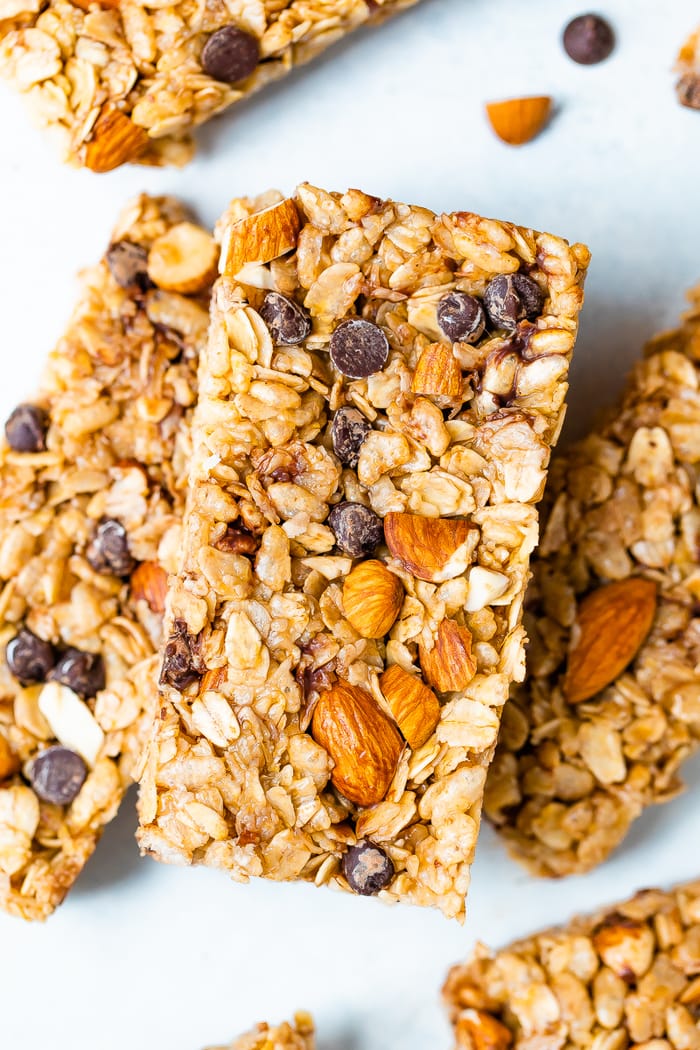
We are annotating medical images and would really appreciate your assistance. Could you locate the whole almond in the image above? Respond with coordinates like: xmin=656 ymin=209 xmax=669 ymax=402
xmin=564 ymin=578 xmax=657 ymax=704
xmin=379 ymin=664 xmax=440 ymax=748
xmin=0 ymin=733 xmax=19 ymax=782
xmin=420 ymin=618 xmax=476 ymax=692
xmin=384 ymin=512 xmax=478 ymax=582
xmin=221 ymin=198 xmax=301 ymax=277
xmin=85 ymin=107 xmax=149 ymax=173
xmin=311 ymin=680 xmax=403 ymax=806
xmin=131 ymin=561 xmax=168 ymax=614
xmin=485 ymin=96 xmax=553 ymax=146
xmin=342 ymin=560 xmax=404 ymax=638
xmin=412 ymin=343 xmax=462 ymax=401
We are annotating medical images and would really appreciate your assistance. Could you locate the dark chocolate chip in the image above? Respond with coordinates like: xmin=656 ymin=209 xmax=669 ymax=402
xmin=49 ymin=648 xmax=105 ymax=699
xmin=342 ymin=841 xmax=394 ymax=896
xmin=563 ymin=14 xmax=615 ymax=65
xmin=5 ymin=404 xmax=49 ymax=453
xmin=437 ymin=291 xmax=486 ymax=344
xmin=331 ymin=407 xmax=371 ymax=469
xmin=29 ymin=746 xmax=87 ymax=805
xmin=483 ymin=274 xmax=544 ymax=330
xmin=201 ymin=25 xmax=260 ymax=83
xmin=6 ymin=628 xmax=55 ymax=685
xmin=328 ymin=502 xmax=384 ymax=557
xmin=160 ymin=619 xmax=200 ymax=690
xmin=86 ymin=518 xmax=136 ymax=577
xmin=106 ymin=240 xmax=151 ymax=292
xmin=329 ymin=319 xmax=389 ymax=379
xmin=677 ymin=73 xmax=700 ymax=110
xmin=260 ymin=292 xmax=311 ymax=345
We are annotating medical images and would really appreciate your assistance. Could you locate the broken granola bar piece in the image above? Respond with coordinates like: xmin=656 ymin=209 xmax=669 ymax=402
xmin=208 ymin=1014 xmax=314 ymax=1050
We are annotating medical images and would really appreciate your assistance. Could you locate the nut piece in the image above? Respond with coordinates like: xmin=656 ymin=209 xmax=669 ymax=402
xmin=342 ymin=560 xmax=404 ymax=638
xmin=419 ymin=618 xmax=476 ymax=692
xmin=131 ymin=561 xmax=168 ymax=614
xmin=311 ymin=680 xmax=403 ymax=806
xmin=84 ymin=106 xmax=149 ymax=173
xmin=0 ymin=734 xmax=19 ymax=782
xmin=221 ymin=198 xmax=300 ymax=277
xmin=592 ymin=916 xmax=656 ymax=978
xmin=147 ymin=223 xmax=218 ymax=294
xmin=37 ymin=682 xmax=105 ymax=766
xmin=384 ymin=512 xmax=478 ymax=582
xmin=379 ymin=664 xmax=441 ymax=748
xmin=564 ymin=578 xmax=657 ymax=704
xmin=485 ymin=96 xmax=553 ymax=146
xmin=454 ymin=1009 xmax=513 ymax=1050
xmin=412 ymin=343 xmax=462 ymax=400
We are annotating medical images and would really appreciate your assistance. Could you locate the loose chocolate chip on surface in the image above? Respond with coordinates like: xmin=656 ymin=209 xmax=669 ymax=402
xmin=49 ymin=648 xmax=106 ymax=699
xmin=329 ymin=319 xmax=390 ymax=379
xmin=160 ymin=619 xmax=200 ymax=690
xmin=331 ymin=407 xmax=371 ymax=468
xmin=106 ymin=240 xmax=151 ymax=292
xmin=6 ymin=628 xmax=55 ymax=685
xmin=29 ymin=746 xmax=87 ymax=805
xmin=328 ymin=502 xmax=384 ymax=557
xmin=86 ymin=518 xmax=135 ymax=577
xmin=677 ymin=73 xmax=700 ymax=110
xmin=437 ymin=291 xmax=486 ymax=344
xmin=342 ymin=841 xmax=394 ymax=895
xmin=202 ymin=25 xmax=260 ymax=83
xmin=260 ymin=292 xmax=312 ymax=345
xmin=5 ymin=403 xmax=49 ymax=453
xmin=483 ymin=273 xmax=544 ymax=330
xmin=563 ymin=13 xmax=615 ymax=65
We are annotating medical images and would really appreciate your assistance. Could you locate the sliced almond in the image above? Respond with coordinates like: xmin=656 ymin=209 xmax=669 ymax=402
xmin=379 ymin=664 xmax=440 ymax=749
xmin=221 ymin=198 xmax=301 ymax=278
xmin=485 ymin=96 xmax=553 ymax=146
xmin=147 ymin=223 xmax=218 ymax=294
xmin=37 ymin=682 xmax=105 ymax=766
xmin=342 ymin=560 xmax=404 ymax=638
xmin=419 ymin=618 xmax=476 ymax=693
xmin=384 ymin=512 xmax=479 ymax=583
xmin=84 ymin=106 xmax=149 ymax=173
xmin=131 ymin=561 xmax=168 ymax=614
xmin=563 ymin=578 xmax=658 ymax=704
xmin=412 ymin=343 xmax=462 ymax=401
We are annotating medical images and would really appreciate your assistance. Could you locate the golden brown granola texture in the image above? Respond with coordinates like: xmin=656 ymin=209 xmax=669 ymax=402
xmin=138 ymin=182 xmax=589 ymax=919
xmin=676 ymin=26 xmax=700 ymax=109
xmin=0 ymin=194 xmax=214 ymax=920
xmin=207 ymin=1014 xmax=314 ymax=1050
xmin=485 ymin=288 xmax=700 ymax=877
xmin=443 ymin=879 xmax=700 ymax=1050
xmin=0 ymin=0 xmax=421 ymax=169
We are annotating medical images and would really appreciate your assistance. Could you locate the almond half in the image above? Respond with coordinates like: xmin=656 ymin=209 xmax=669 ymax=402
xmin=379 ymin=664 xmax=441 ymax=749
xmin=485 ymin=96 xmax=553 ymax=146
xmin=221 ymin=198 xmax=301 ymax=278
xmin=420 ymin=618 xmax=476 ymax=693
xmin=412 ymin=343 xmax=462 ymax=402
xmin=342 ymin=560 xmax=404 ymax=639
xmin=84 ymin=106 xmax=149 ymax=173
xmin=563 ymin=577 xmax=658 ymax=704
xmin=131 ymin=561 xmax=168 ymax=615
xmin=384 ymin=512 xmax=479 ymax=583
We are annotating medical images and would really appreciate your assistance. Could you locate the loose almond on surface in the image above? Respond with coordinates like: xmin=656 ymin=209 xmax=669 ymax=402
xmin=147 ymin=223 xmax=218 ymax=294
xmin=130 ymin=561 xmax=168 ymax=614
xmin=311 ymin=680 xmax=403 ymax=806
xmin=379 ymin=664 xmax=441 ymax=749
xmin=342 ymin=560 xmax=404 ymax=639
xmin=412 ymin=343 xmax=462 ymax=401
xmin=84 ymin=106 xmax=149 ymax=173
xmin=420 ymin=618 xmax=476 ymax=693
xmin=384 ymin=512 xmax=478 ymax=583
xmin=563 ymin=577 xmax=658 ymax=704
xmin=221 ymin=198 xmax=301 ymax=278
xmin=485 ymin=96 xmax=553 ymax=146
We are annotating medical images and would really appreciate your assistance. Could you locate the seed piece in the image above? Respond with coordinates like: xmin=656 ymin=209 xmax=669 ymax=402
xmin=329 ymin=319 xmax=390 ymax=379
xmin=485 ymin=96 xmax=553 ymax=146
xmin=86 ymin=518 xmax=135 ymax=577
xmin=49 ymin=648 xmax=106 ymax=699
xmin=6 ymin=628 xmax=56 ymax=685
xmin=331 ymin=407 xmax=371 ymax=468
xmin=563 ymin=13 xmax=615 ymax=65
xmin=29 ymin=745 xmax=87 ymax=805
xmin=260 ymin=292 xmax=312 ymax=345
xmin=437 ymin=291 xmax=486 ymax=343
xmin=483 ymin=273 xmax=545 ymax=329
xmin=328 ymin=502 xmax=384 ymax=558
xmin=419 ymin=618 xmax=476 ymax=692
xmin=160 ymin=619 xmax=200 ymax=690
xmin=342 ymin=560 xmax=404 ymax=638
xmin=201 ymin=25 xmax=260 ymax=82
xmin=5 ymin=404 xmax=49 ymax=452
xmin=384 ymin=512 xmax=478 ymax=583
xmin=342 ymin=841 xmax=394 ymax=896
xmin=379 ymin=664 xmax=441 ymax=748
xmin=106 ymin=241 xmax=151 ymax=292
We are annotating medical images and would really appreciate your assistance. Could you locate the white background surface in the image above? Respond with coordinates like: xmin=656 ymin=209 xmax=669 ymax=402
xmin=1 ymin=1 xmax=700 ymax=1047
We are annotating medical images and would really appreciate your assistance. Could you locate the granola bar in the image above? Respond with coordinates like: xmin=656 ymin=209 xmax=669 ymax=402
xmin=443 ymin=879 xmax=700 ymax=1050
xmin=676 ymin=25 xmax=700 ymax=109
xmin=137 ymin=183 xmax=589 ymax=919
xmin=207 ymin=1014 xmax=314 ymax=1050
xmin=0 ymin=1 xmax=421 ymax=171
xmin=484 ymin=287 xmax=700 ymax=878
xmin=0 ymin=195 xmax=214 ymax=920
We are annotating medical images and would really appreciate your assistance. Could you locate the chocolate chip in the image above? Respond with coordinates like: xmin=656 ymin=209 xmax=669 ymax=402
xmin=160 ymin=619 xmax=200 ymax=690
xmin=106 ymin=240 xmax=151 ymax=292
xmin=6 ymin=628 xmax=55 ymax=685
xmin=329 ymin=319 xmax=389 ymax=379
xmin=437 ymin=292 xmax=486 ymax=344
xmin=342 ymin=841 xmax=394 ymax=895
xmin=201 ymin=25 xmax=260 ymax=83
xmin=29 ymin=746 xmax=87 ymax=805
xmin=563 ymin=14 xmax=615 ymax=65
xmin=677 ymin=73 xmax=700 ymax=110
xmin=5 ymin=404 xmax=49 ymax=453
xmin=328 ymin=502 xmax=384 ymax=557
xmin=260 ymin=292 xmax=311 ymax=345
xmin=331 ymin=407 xmax=371 ymax=469
xmin=49 ymin=648 xmax=105 ymax=699
xmin=86 ymin=518 xmax=136 ymax=577
xmin=483 ymin=274 xmax=544 ymax=330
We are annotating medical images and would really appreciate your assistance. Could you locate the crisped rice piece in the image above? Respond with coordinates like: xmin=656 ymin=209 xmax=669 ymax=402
xmin=0 ymin=195 xmax=212 ymax=920
xmin=138 ymin=183 xmax=589 ymax=920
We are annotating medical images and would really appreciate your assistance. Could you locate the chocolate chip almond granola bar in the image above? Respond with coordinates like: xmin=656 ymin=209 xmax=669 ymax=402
xmin=0 ymin=1 xmax=421 ymax=171
xmin=485 ymin=288 xmax=700 ymax=877
xmin=138 ymin=184 xmax=589 ymax=918
xmin=208 ymin=1014 xmax=314 ymax=1050
xmin=443 ymin=879 xmax=700 ymax=1050
xmin=0 ymin=195 xmax=213 ymax=920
